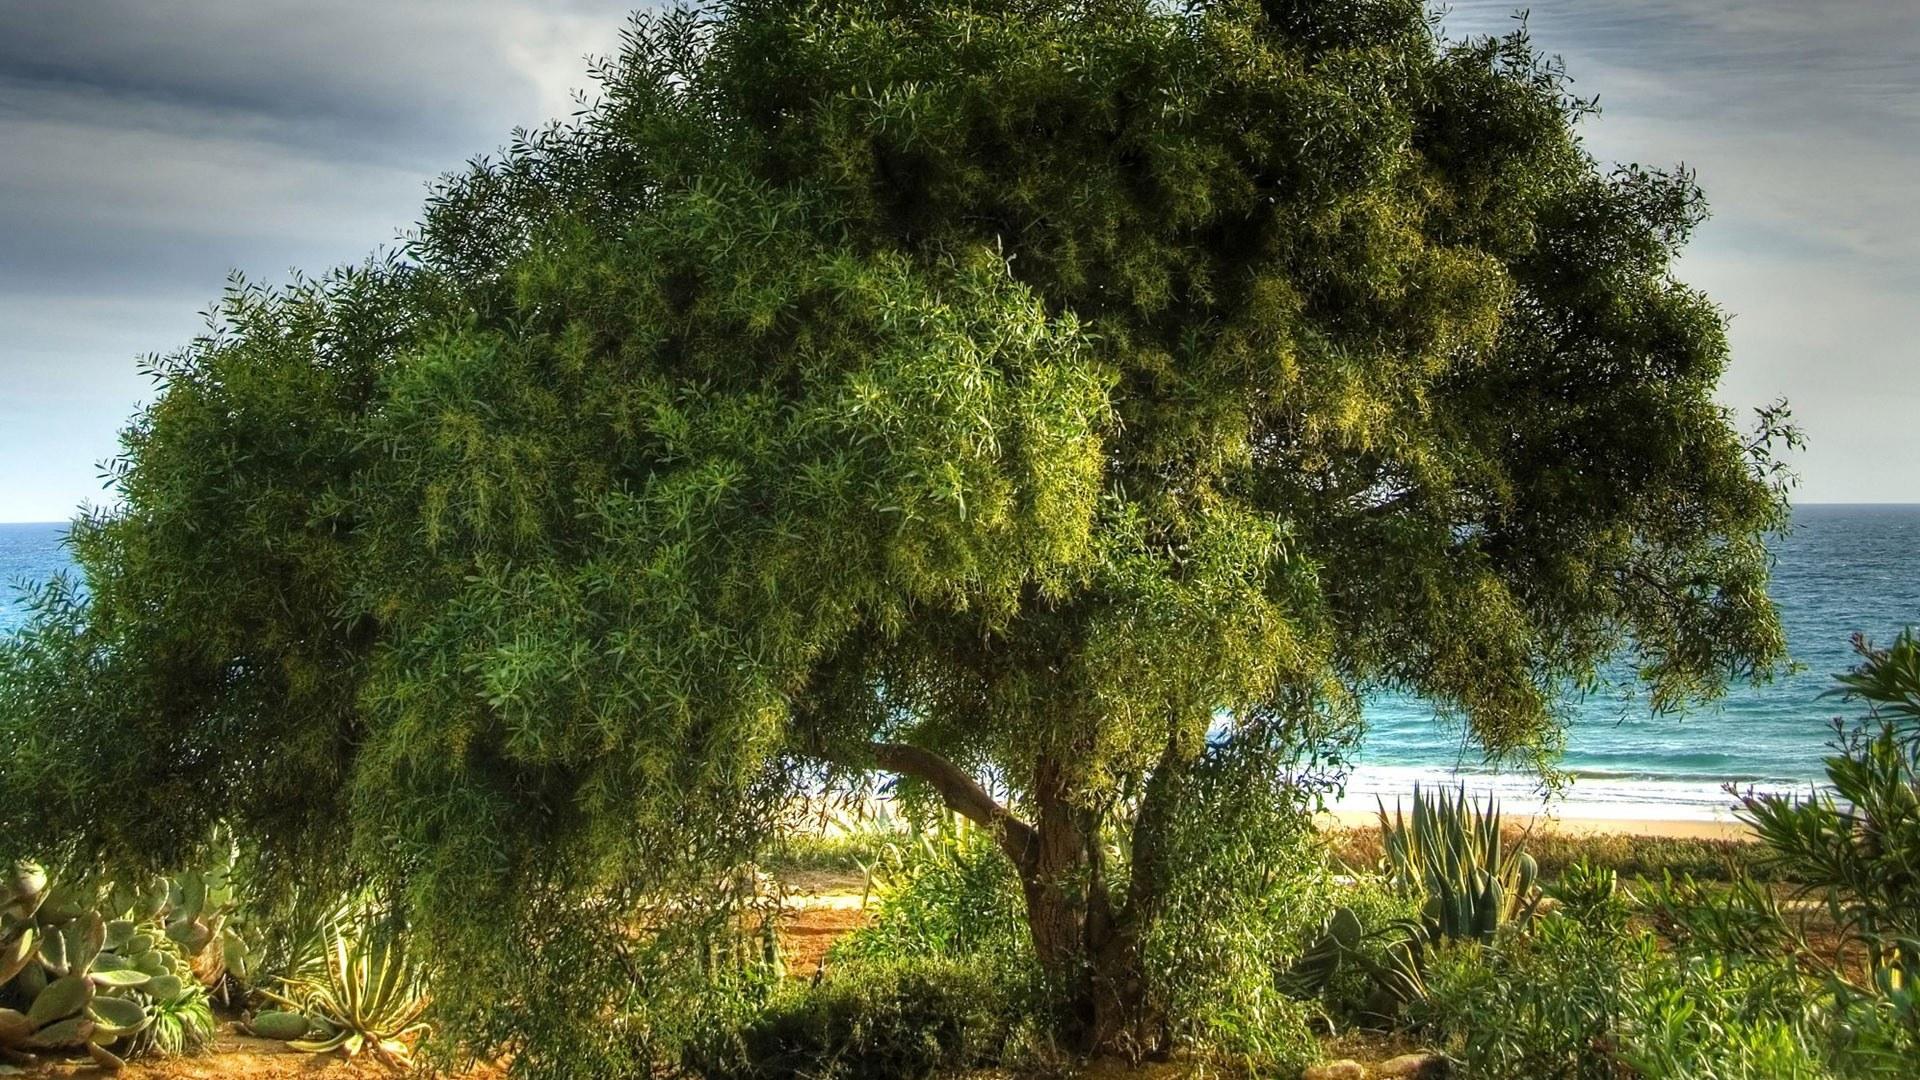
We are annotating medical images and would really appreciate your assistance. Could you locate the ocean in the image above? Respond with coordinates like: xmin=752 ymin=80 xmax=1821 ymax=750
xmin=0 ymin=521 xmax=71 ymax=635
xmin=4 ymin=507 xmax=1916 ymax=819
xmin=1342 ymin=505 xmax=1920 ymax=820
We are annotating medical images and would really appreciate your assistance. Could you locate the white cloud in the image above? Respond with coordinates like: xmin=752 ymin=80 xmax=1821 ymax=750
xmin=1443 ymin=0 xmax=1920 ymax=502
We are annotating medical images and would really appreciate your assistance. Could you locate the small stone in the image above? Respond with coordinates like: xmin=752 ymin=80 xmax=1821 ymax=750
xmin=1304 ymin=1060 xmax=1367 ymax=1080
xmin=1375 ymin=1051 xmax=1448 ymax=1077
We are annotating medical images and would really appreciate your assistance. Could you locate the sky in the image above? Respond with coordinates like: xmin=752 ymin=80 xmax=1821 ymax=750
xmin=0 ymin=1 xmax=1914 ymax=522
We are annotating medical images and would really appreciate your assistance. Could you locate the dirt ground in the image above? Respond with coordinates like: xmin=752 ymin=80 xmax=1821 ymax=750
xmin=2 ymin=1029 xmax=468 ymax=1080
xmin=5 ymin=877 xmax=872 ymax=1079
xmin=778 ymin=869 xmax=871 ymax=978
xmin=7 ymin=873 xmax=1449 ymax=1079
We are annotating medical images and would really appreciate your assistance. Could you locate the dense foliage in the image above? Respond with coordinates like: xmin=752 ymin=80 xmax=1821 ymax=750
xmin=1741 ymin=633 xmax=1920 ymax=1029
xmin=0 ymin=0 xmax=1791 ymax=1063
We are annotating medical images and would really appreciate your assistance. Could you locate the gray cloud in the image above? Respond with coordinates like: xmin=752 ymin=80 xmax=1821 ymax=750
xmin=1 ymin=1 xmax=1914 ymax=519
xmin=1443 ymin=1 xmax=1920 ymax=502
xmin=0 ymin=0 xmax=636 ymax=520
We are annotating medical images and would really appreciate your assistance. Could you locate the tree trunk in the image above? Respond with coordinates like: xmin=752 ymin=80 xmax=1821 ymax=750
xmin=1015 ymin=753 xmax=1180 ymax=1059
xmin=863 ymin=739 xmax=1189 ymax=1058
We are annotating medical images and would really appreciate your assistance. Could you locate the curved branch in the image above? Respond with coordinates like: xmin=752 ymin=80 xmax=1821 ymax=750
xmin=870 ymin=741 xmax=1038 ymax=870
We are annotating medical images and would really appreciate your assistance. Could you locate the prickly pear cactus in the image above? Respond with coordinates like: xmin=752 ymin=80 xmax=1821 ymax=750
xmin=159 ymin=843 xmax=264 ymax=995
xmin=1 ymin=861 xmax=215 ymax=1067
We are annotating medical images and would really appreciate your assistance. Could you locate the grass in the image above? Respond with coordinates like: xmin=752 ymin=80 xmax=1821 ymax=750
xmin=765 ymin=828 xmax=903 ymax=876
xmin=1326 ymin=824 xmax=1775 ymax=884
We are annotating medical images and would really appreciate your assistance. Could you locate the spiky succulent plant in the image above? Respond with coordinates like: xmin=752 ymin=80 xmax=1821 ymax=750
xmin=259 ymin=915 xmax=431 ymax=1069
xmin=1378 ymin=784 xmax=1542 ymax=943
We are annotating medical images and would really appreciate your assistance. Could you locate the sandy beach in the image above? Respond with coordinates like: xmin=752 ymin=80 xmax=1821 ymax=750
xmin=1321 ymin=809 xmax=1754 ymax=842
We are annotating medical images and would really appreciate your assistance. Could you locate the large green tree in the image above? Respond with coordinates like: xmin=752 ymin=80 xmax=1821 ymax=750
xmin=3 ymin=0 xmax=1790 ymax=1061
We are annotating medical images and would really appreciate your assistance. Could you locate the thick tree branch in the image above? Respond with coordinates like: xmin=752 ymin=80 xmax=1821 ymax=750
xmin=1120 ymin=732 xmax=1192 ymax=932
xmin=870 ymin=741 xmax=1038 ymax=869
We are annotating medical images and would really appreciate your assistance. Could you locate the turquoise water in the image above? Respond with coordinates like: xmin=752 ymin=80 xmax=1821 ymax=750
xmin=4 ymin=508 xmax=1916 ymax=816
xmin=1346 ymin=505 xmax=1920 ymax=818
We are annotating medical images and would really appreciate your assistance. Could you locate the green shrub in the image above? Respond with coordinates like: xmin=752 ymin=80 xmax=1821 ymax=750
xmin=1614 ymin=954 xmax=1840 ymax=1080
xmin=1414 ymin=914 xmax=1643 ymax=1078
xmin=1415 ymin=909 xmax=1913 ymax=1080
xmin=1639 ymin=872 xmax=1787 ymax=958
xmin=1741 ymin=632 xmax=1920 ymax=985
xmin=789 ymin=824 xmax=1045 ymax=1076
xmin=1547 ymin=858 xmax=1629 ymax=934
xmin=828 ymin=821 xmax=1029 ymax=975
xmin=686 ymin=959 xmax=1018 ymax=1080
xmin=257 ymin=913 xmax=431 ymax=1068
xmin=1142 ymin=728 xmax=1358 ymax=1072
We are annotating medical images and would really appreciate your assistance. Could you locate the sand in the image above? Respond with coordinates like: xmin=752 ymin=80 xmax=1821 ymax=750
xmin=1321 ymin=809 xmax=1754 ymax=841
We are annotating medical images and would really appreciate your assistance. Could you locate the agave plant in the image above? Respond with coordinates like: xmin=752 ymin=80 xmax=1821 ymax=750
xmin=1378 ymin=784 xmax=1542 ymax=943
xmin=1281 ymin=904 xmax=1435 ymax=1025
xmin=260 ymin=916 xmax=431 ymax=1068
xmin=1278 ymin=786 xmax=1545 ymax=1026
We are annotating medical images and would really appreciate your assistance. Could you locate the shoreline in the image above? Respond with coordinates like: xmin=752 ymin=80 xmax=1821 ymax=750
xmin=1319 ymin=808 xmax=1754 ymax=842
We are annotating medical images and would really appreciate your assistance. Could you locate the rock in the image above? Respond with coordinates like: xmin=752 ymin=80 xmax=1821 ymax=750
xmin=1304 ymin=1060 xmax=1367 ymax=1080
xmin=1376 ymin=1051 xmax=1448 ymax=1077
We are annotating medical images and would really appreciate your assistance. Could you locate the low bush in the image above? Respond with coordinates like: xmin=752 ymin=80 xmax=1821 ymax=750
xmin=1640 ymin=871 xmax=1788 ymax=958
xmin=1329 ymin=825 xmax=1772 ymax=885
xmin=1145 ymin=736 xmax=1342 ymax=1072
xmin=1416 ymin=915 xmax=1646 ymax=1079
xmin=827 ymin=821 xmax=1029 ymax=975
xmin=685 ymin=958 xmax=1020 ymax=1080
xmin=1546 ymin=858 xmax=1630 ymax=934
xmin=1413 ymin=907 xmax=1916 ymax=1079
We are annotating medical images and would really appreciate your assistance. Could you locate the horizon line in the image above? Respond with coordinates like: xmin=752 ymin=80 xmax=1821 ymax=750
xmin=5 ymin=500 xmax=1918 ymax=527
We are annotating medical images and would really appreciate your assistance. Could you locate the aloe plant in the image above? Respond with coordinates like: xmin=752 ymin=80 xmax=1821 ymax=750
xmin=1378 ymin=784 xmax=1542 ymax=944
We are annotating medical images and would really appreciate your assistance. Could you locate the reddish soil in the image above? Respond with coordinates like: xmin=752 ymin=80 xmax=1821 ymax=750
xmin=3 ymin=1027 xmax=493 ymax=1080
xmin=780 ymin=903 xmax=870 ymax=978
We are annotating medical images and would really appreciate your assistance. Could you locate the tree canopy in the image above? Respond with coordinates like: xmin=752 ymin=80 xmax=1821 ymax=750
xmin=1 ymin=0 xmax=1790 ymax=1064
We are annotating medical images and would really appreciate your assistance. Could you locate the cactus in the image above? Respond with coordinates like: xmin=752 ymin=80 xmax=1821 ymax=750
xmin=1280 ymin=905 xmax=1365 ymax=994
xmin=1279 ymin=905 xmax=1438 ymax=1023
xmin=246 ymin=1008 xmax=316 ymax=1041
xmin=1378 ymin=784 xmax=1543 ymax=944
xmin=2 ymin=866 xmax=215 ymax=1068
xmin=157 ymin=843 xmax=263 ymax=996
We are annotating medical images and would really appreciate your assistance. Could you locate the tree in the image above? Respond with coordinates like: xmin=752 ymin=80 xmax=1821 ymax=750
xmin=2 ymin=0 xmax=1791 ymax=1062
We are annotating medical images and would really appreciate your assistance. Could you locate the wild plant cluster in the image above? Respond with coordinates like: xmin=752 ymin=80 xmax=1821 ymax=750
xmin=687 ymin=636 xmax=1920 ymax=1080
xmin=0 ymin=0 xmax=1795 ymax=1063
